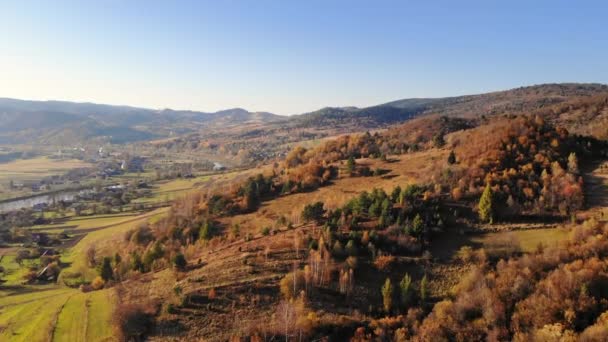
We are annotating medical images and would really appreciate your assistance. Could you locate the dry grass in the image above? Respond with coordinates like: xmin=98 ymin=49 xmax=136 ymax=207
xmin=0 ymin=157 xmax=91 ymax=182
xmin=220 ymin=149 xmax=447 ymax=234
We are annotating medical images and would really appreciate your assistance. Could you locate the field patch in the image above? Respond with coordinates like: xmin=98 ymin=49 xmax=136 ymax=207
xmin=0 ymin=157 xmax=91 ymax=182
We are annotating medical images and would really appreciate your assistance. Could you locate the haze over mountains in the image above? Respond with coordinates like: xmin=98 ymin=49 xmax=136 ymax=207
xmin=1 ymin=83 xmax=607 ymax=145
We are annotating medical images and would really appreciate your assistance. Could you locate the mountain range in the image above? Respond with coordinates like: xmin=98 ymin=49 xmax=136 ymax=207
xmin=1 ymin=83 xmax=607 ymax=145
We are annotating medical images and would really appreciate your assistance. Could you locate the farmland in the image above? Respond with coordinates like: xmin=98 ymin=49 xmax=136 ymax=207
xmin=0 ymin=157 xmax=91 ymax=183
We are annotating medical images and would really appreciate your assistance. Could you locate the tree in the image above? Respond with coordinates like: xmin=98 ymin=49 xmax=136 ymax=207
xmin=432 ymin=133 xmax=445 ymax=148
xmin=399 ymin=273 xmax=413 ymax=310
xmin=478 ymin=183 xmax=494 ymax=224
xmin=199 ymin=221 xmax=211 ymax=241
xmin=98 ymin=256 xmax=114 ymax=281
xmin=131 ymin=252 xmax=144 ymax=272
xmin=114 ymin=252 xmax=122 ymax=265
xmin=346 ymin=156 xmax=356 ymax=175
xmin=172 ymin=253 xmax=187 ymax=270
xmin=567 ymin=152 xmax=579 ymax=174
xmin=281 ymin=179 xmax=293 ymax=194
xmin=86 ymin=245 xmax=97 ymax=267
xmin=412 ymin=214 xmax=424 ymax=237
xmin=243 ymin=180 xmax=259 ymax=211
xmin=301 ymin=202 xmax=325 ymax=223
xmin=447 ymin=150 xmax=456 ymax=164
xmin=420 ymin=275 xmax=428 ymax=303
xmin=381 ymin=277 xmax=393 ymax=313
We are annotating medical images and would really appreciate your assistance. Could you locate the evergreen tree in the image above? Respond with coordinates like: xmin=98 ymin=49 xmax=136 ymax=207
xmin=432 ymin=133 xmax=445 ymax=148
xmin=114 ymin=252 xmax=122 ymax=265
xmin=131 ymin=252 xmax=144 ymax=272
xmin=400 ymin=273 xmax=413 ymax=310
xmin=281 ymin=179 xmax=292 ymax=194
xmin=172 ymin=252 xmax=187 ymax=270
xmin=479 ymin=183 xmax=494 ymax=224
xmin=244 ymin=181 xmax=259 ymax=211
xmin=98 ymin=256 xmax=114 ymax=281
xmin=199 ymin=221 xmax=211 ymax=241
xmin=447 ymin=150 xmax=456 ymax=164
xmin=412 ymin=214 xmax=424 ymax=237
xmin=391 ymin=186 xmax=402 ymax=203
xmin=420 ymin=275 xmax=428 ymax=303
xmin=381 ymin=277 xmax=393 ymax=313
xmin=302 ymin=201 xmax=325 ymax=223
xmin=346 ymin=156 xmax=356 ymax=175
xmin=345 ymin=240 xmax=358 ymax=256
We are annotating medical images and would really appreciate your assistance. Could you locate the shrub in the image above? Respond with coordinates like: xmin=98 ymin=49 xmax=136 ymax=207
xmin=374 ymin=255 xmax=396 ymax=271
xmin=112 ymin=303 xmax=155 ymax=341
xmin=301 ymin=202 xmax=325 ymax=223
xmin=172 ymin=253 xmax=187 ymax=270
xmin=91 ymin=276 xmax=105 ymax=290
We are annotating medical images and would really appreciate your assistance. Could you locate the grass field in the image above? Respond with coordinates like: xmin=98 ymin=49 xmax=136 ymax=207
xmin=473 ymin=227 xmax=570 ymax=253
xmin=52 ymin=289 xmax=116 ymax=342
xmin=0 ymin=286 xmax=116 ymax=342
xmin=133 ymin=169 xmax=249 ymax=204
xmin=30 ymin=212 xmax=143 ymax=233
xmin=60 ymin=208 xmax=168 ymax=282
xmin=0 ymin=157 xmax=91 ymax=183
xmin=0 ymin=255 xmax=33 ymax=286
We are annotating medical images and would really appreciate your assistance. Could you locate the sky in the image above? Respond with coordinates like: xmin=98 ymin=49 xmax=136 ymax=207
xmin=1 ymin=1 xmax=607 ymax=115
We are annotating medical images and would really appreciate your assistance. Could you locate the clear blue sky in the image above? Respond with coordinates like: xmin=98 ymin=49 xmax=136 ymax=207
xmin=1 ymin=1 xmax=607 ymax=115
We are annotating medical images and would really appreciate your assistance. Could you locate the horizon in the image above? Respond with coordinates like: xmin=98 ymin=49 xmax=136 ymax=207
xmin=2 ymin=1 xmax=608 ymax=115
xmin=4 ymin=81 xmax=605 ymax=116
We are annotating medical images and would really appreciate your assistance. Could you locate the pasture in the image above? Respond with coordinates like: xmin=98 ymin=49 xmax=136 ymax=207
xmin=0 ymin=157 xmax=92 ymax=183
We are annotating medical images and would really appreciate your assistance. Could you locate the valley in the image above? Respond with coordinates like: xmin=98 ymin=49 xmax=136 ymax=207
xmin=1 ymin=84 xmax=608 ymax=341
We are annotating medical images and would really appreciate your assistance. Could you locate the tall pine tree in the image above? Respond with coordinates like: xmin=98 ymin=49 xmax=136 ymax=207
xmin=479 ymin=183 xmax=494 ymax=224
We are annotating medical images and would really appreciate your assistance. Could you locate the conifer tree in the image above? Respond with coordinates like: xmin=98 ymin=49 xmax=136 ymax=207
xmin=400 ymin=273 xmax=413 ymax=310
xmin=381 ymin=277 xmax=393 ymax=313
xmin=447 ymin=150 xmax=456 ymax=164
xmin=479 ymin=183 xmax=494 ymax=224
xmin=346 ymin=156 xmax=356 ymax=175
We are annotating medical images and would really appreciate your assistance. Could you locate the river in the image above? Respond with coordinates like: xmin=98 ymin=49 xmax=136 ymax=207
xmin=0 ymin=189 xmax=94 ymax=212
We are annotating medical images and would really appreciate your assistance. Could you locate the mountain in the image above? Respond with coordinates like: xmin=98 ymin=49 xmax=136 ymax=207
xmin=0 ymin=98 xmax=283 ymax=145
xmin=1 ymin=83 xmax=607 ymax=146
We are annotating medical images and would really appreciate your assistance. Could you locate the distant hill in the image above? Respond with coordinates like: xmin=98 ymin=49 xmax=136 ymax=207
xmin=0 ymin=98 xmax=283 ymax=145
xmin=1 ymin=83 xmax=607 ymax=145
xmin=287 ymin=83 xmax=608 ymax=131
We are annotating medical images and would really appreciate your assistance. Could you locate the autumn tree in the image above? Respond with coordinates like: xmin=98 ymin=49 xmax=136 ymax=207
xmin=86 ymin=245 xmax=97 ymax=267
xmin=478 ymin=183 xmax=494 ymax=224
xmin=381 ymin=277 xmax=393 ymax=313
xmin=567 ymin=152 xmax=579 ymax=174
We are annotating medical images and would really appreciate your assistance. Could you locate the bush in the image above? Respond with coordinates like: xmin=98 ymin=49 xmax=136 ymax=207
xmin=91 ymin=276 xmax=105 ymax=290
xmin=112 ymin=303 xmax=156 ymax=341
xmin=301 ymin=202 xmax=325 ymax=223
xmin=172 ymin=253 xmax=187 ymax=270
xmin=374 ymin=255 xmax=396 ymax=271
